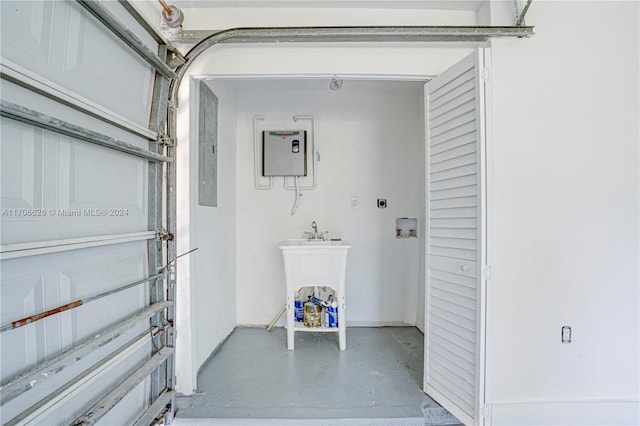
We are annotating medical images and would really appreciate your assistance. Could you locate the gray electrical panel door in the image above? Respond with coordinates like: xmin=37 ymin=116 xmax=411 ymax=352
xmin=263 ymin=130 xmax=307 ymax=176
xmin=199 ymin=81 xmax=218 ymax=207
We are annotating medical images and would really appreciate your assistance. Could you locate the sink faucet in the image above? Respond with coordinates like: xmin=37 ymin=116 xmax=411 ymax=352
xmin=305 ymin=221 xmax=327 ymax=240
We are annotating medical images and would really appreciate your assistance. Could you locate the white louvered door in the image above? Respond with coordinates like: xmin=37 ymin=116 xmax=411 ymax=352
xmin=424 ymin=49 xmax=487 ymax=426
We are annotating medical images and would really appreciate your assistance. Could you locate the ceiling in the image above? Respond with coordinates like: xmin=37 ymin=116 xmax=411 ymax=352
xmin=168 ymin=0 xmax=487 ymax=11
xmin=204 ymin=77 xmax=427 ymax=93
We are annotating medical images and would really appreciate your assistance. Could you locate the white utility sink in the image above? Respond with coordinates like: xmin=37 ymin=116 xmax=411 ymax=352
xmin=280 ymin=238 xmax=350 ymax=247
xmin=279 ymin=238 xmax=350 ymax=350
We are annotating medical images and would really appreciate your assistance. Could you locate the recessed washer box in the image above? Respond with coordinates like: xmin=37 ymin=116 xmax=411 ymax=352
xmin=262 ymin=130 xmax=307 ymax=177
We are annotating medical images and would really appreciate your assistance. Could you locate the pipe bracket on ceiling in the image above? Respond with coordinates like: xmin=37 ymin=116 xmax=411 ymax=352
xmin=515 ymin=0 xmax=533 ymax=26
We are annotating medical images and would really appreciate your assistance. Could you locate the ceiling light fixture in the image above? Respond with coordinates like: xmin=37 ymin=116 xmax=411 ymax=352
xmin=329 ymin=77 xmax=343 ymax=91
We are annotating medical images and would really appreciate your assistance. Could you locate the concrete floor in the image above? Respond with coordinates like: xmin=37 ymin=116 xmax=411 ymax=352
xmin=174 ymin=327 xmax=461 ymax=425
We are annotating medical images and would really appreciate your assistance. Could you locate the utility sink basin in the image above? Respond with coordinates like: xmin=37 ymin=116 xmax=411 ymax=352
xmin=280 ymin=238 xmax=350 ymax=247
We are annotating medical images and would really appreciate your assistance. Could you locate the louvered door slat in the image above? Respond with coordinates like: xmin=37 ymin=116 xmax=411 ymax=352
xmin=430 ymin=86 xmax=476 ymax=115
xmin=430 ymin=331 xmax=476 ymax=363
xmin=430 ymin=121 xmax=476 ymax=145
xmin=430 ymin=309 xmax=476 ymax=339
xmin=430 ymin=142 xmax=477 ymax=165
xmin=430 ymin=101 xmax=476 ymax=128
xmin=430 ymin=339 xmax=475 ymax=373
xmin=430 ymin=270 xmax=476 ymax=288
xmin=431 ymin=237 xmax=478 ymax=251
xmin=430 ymin=163 xmax=477 ymax=183
xmin=431 ymin=278 xmax=477 ymax=300
xmin=430 ymin=206 xmax=477 ymax=219
xmin=429 ymin=68 xmax=475 ymax=105
xmin=430 ymin=152 xmax=477 ymax=173
xmin=430 ymin=132 xmax=477 ymax=155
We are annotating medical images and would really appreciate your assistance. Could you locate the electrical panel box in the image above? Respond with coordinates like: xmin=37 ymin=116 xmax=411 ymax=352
xmin=262 ymin=130 xmax=307 ymax=177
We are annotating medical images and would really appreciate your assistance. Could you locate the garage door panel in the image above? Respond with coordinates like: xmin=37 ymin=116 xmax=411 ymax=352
xmin=91 ymin=0 xmax=159 ymax=52
xmin=0 ymin=240 xmax=149 ymax=319
xmin=0 ymin=121 xmax=44 ymax=210
xmin=1 ymin=1 xmax=155 ymax=127
xmin=56 ymin=251 xmax=147 ymax=341
xmin=0 ymin=274 xmax=45 ymax=381
xmin=0 ymin=1 xmax=56 ymax=64
xmin=95 ymin=379 xmax=151 ymax=426
xmin=43 ymin=341 xmax=151 ymax=425
xmin=4 ymin=336 xmax=152 ymax=425
xmin=0 ymin=242 xmax=149 ymax=381
xmin=1 ymin=121 xmax=148 ymax=244
xmin=0 ymin=79 xmax=152 ymax=149
xmin=61 ymin=140 xmax=147 ymax=212
xmin=62 ymin=3 xmax=154 ymax=123
xmin=1 ymin=325 xmax=149 ymax=422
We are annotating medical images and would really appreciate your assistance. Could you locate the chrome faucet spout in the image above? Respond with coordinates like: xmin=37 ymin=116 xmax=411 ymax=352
xmin=311 ymin=221 xmax=318 ymax=239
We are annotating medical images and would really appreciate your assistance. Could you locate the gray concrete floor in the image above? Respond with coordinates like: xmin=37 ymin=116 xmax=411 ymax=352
xmin=174 ymin=327 xmax=461 ymax=425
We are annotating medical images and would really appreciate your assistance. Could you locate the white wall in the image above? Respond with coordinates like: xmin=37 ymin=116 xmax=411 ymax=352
xmin=175 ymin=73 xmax=238 ymax=394
xmin=193 ymin=80 xmax=238 ymax=370
xmin=136 ymin=0 xmax=639 ymax=420
xmin=232 ymin=80 xmax=425 ymax=327
xmin=181 ymin=6 xmax=478 ymax=29
xmin=487 ymin=1 xmax=639 ymax=423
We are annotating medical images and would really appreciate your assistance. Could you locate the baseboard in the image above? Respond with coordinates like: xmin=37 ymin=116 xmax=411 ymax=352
xmin=491 ymin=400 xmax=640 ymax=425
xmin=172 ymin=417 xmax=426 ymax=425
xmin=237 ymin=322 xmax=417 ymax=328
xmin=347 ymin=321 xmax=416 ymax=327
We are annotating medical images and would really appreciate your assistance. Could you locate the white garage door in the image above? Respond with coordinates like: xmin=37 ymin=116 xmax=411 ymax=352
xmin=1 ymin=1 xmax=177 ymax=424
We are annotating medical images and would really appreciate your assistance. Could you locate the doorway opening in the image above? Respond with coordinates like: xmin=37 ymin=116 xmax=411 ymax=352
xmin=175 ymin=49 xmax=488 ymax=425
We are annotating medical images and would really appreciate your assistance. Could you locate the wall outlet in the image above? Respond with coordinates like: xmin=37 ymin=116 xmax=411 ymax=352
xmin=377 ymin=199 xmax=387 ymax=208
xmin=351 ymin=196 xmax=359 ymax=209
xmin=561 ymin=325 xmax=572 ymax=343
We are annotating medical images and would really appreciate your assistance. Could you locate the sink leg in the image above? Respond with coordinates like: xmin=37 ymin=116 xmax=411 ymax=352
xmin=337 ymin=290 xmax=346 ymax=350
xmin=287 ymin=295 xmax=295 ymax=350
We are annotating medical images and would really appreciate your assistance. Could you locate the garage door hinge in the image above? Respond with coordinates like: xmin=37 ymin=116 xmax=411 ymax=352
xmin=158 ymin=133 xmax=175 ymax=147
xmin=482 ymin=265 xmax=492 ymax=280
xmin=157 ymin=227 xmax=174 ymax=242
xmin=166 ymin=48 xmax=186 ymax=69
xmin=157 ymin=121 xmax=175 ymax=147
